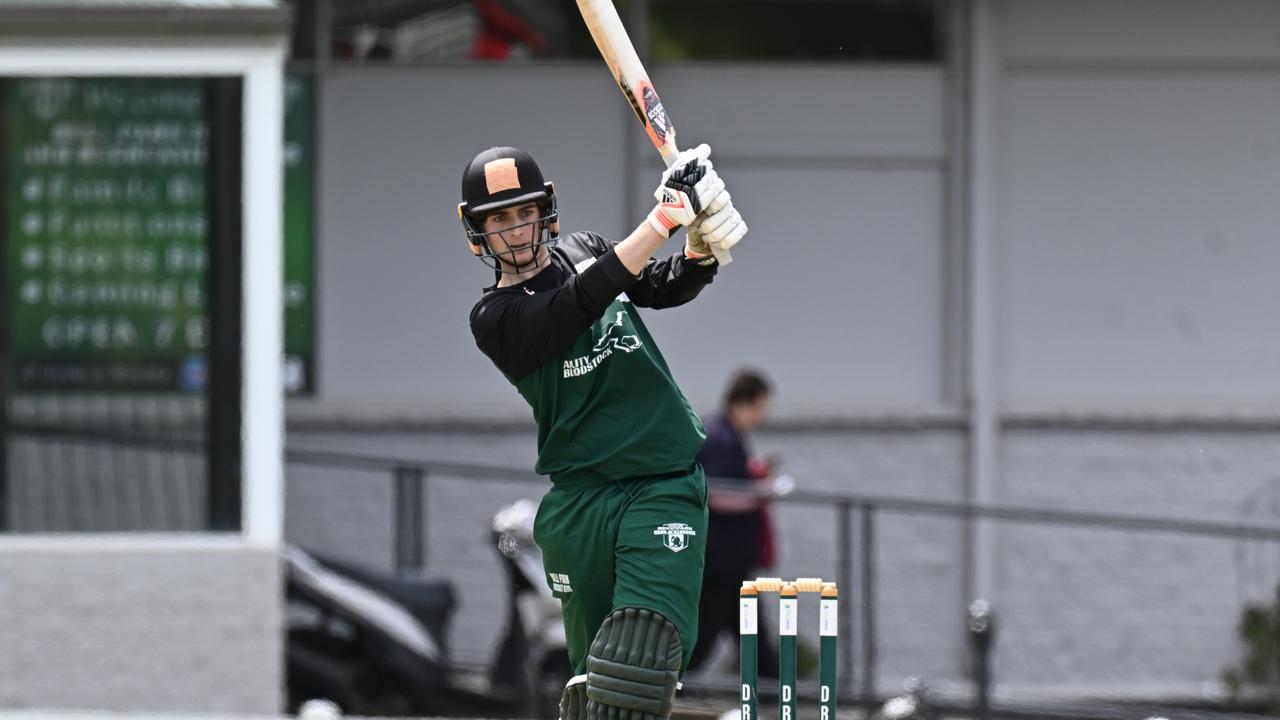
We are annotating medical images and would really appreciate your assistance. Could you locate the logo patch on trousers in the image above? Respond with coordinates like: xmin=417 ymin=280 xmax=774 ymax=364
xmin=654 ymin=523 xmax=697 ymax=553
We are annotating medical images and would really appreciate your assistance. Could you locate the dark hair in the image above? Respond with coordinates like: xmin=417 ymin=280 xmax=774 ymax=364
xmin=723 ymin=369 xmax=772 ymax=409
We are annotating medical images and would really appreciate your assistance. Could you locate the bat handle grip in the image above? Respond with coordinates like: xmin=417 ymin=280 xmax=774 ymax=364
xmin=658 ymin=139 xmax=680 ymax=169
xmin=662 ymin=141 xmax=733 ymax=265
xmin=707 ymin=240 xmax=733 ymax=266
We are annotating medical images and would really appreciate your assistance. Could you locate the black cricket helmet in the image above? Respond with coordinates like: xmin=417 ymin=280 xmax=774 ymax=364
xmin=458 ymin=146 xmax=560 ymax=272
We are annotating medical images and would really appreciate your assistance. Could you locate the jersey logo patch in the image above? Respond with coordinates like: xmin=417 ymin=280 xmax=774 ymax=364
xmin=563 ymin=309 xmax=643 ymax=379
xmin=654 ymin=522 xmax=697 ymax=553
xmin=592 ymin=311 xmax=643 ymax=353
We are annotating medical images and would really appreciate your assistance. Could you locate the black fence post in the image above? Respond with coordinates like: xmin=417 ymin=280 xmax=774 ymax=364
xmin=206 ymin=77 xmax=244 ymax=532
xmin=860 ymin=501 xmax=878 ymax=699
xmin=968 ymin=599 xmax=995 ymax=720
xmin=393 ymin=465 xmax=426 ymax=573
xmin=837 ymin=498 xmax=856 ymax=697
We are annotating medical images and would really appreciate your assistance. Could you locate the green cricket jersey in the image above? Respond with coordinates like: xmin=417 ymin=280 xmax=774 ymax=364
xmin=470 ymin=232 xmax=718 ymax=484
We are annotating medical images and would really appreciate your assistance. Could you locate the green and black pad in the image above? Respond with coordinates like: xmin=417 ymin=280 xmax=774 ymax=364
xmin=585 ymin=607 xmax=683 ymax=720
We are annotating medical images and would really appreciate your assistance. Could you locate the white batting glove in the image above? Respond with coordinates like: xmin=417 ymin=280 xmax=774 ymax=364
xmin=667 ymin=143 xmax=714 ymax=179
xmin=646 ymin=143 xmax=726 ymax=238
xmin=700 ymin=183 xmax=731 ymax=217
xmin=698 ymin=199 xmax=748 ymax=254
xmin=685 ymin=185 xmax=737 ymax=260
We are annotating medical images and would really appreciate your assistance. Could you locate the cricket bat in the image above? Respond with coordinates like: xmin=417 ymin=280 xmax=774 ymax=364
xmin=575 ymin=0 xmax=732 ymax=264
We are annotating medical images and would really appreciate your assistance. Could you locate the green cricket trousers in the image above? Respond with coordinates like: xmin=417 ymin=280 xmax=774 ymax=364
xmin=534 ymin=464 xmax=709 ymax=675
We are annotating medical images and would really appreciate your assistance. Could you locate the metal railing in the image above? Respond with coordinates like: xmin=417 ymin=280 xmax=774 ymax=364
xmin=282 ymin=447 xmax=539 ymax=571
xmin=280 ymin=448 xmax=1280 ymax=703
xmin=8 ymin=426 xmax=1280 ymax=712
xmin=2 ymin=420 xmax=207 ymax=532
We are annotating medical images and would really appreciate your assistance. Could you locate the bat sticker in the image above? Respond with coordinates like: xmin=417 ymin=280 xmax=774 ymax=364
xmin=641 ymin=83 xmax=670 ymax=144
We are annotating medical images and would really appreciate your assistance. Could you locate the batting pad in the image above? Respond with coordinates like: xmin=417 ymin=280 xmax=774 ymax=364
xmin=561 ymin=674 xmax=588 ymax=720
xmin=585 ymin=607 xmax=683 ymax=720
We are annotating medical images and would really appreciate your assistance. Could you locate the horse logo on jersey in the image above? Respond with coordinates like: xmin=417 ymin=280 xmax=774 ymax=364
xmin=564 ymin=310 xmax=643 ymax=378
xmin=654 ymin=522 xmax=697 ymax=553
xmin=592 ymin=311 xmax=643 ymax=353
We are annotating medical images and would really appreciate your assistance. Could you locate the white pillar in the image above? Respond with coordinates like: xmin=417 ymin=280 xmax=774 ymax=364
xmin=241 ymin=51 xmax=287 ymax=546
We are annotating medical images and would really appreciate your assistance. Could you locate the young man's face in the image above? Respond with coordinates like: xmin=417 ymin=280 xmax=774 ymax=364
xmin=480 ymin=202 xmax=543 ymax=270
xmin=732 ymin=395 xmax=771 ymax=432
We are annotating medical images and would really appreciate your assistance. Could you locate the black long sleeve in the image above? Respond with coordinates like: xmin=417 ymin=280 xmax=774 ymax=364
xmin=471 ymin=245 xmax=632 ymax=380
xmin=627 ymin=250 xmax=719 ymax=309
xmin=555 ymin=230 xmax=721 ymax=307
xmin=561 ymin=232 xmax=718 ymax=309
xmin=470 ymin=232 xmax=718 ymax=381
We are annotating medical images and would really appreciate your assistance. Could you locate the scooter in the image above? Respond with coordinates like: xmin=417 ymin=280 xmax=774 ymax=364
xmin=284 ymin=498 xmax=569 ymax=717
xmin=488 ymin=498 xmax=573 ymax=717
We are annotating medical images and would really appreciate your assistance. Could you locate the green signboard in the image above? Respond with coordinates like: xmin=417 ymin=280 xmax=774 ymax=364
xmin=283 ymin=74 xmax=315 ymax=394
xmin=4 ymin=75 xmax=315 ymax=393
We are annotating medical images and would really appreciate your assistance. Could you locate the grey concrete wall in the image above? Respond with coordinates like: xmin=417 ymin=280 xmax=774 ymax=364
xmin=271 ymin=0 xmax=1280 ymax=704
xmin=997 ymin=0 xmax=1280 ymax=410
xmin=994 ymin=428 xmax=1280 ymax=697
xmin=294 ymin=3 xmax=1280 ymax=422
xmin=303 ymin=65 xmax=628 ymax=422
xmin=293 ymin=64 xmax=949 ymax=423
xmin=1002 ymin=0 xmax=1280 ymax=61
xmin=0 ymin=543 xmax=281 ymax=713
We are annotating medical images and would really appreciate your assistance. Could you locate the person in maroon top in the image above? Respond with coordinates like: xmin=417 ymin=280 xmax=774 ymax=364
xmin=687 ymin=369 xmax=779 ymax=675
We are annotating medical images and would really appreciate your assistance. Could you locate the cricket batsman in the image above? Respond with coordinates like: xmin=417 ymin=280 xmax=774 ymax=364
xmin=462 ymin=143 xmax=746 ymax=720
